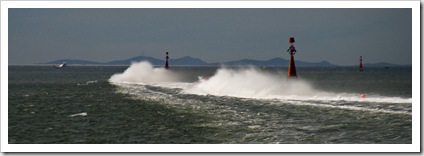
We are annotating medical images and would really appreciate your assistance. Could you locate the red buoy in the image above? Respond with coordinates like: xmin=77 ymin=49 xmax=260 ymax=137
xmin=289 ymin=37 xmax=295 ymax=43
xmin=288 ymin=54 xmax=297 ymax=78
xmin=287 ymin=37 xmax=297 ymax=79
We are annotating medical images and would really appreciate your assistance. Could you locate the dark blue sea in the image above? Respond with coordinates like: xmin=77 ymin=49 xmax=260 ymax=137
xmin=8 ymin=62 xmax=412 ymax=144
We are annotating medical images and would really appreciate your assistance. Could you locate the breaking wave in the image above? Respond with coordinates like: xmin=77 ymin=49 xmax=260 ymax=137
xmin=109 ymin=61 xmax=182 ymax=83
xmin=183 ymin=66 xmax=315 ymax=99
xmin=109 ymin=61 xmax=412 ymax=107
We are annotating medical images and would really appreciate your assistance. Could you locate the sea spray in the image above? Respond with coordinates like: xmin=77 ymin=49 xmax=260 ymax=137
xmin=109 ymin=63 xmax=412 ymax=104
xmin=183 ymin=66 xmax=316 ymax=99
xmin=109 ymin=61 xmax=182 ymax=83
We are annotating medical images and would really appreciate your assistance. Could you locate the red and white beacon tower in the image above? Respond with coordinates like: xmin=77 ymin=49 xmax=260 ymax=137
xmin=287 ymin=37 xmax=297 ymax=78
xmin=165 ymin=50 xmax=169 ymax=69
xmin=359 ymin=56 xmax=363 ymax=72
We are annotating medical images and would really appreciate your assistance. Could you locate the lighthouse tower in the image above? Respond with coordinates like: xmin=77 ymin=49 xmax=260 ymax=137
xmin=165 ymin=50 xmax=169 ymax=69
xmin=359 ymin=56 xmax=363 ymax=72
xmin=287 ymin=37 xmax=297 ymax=78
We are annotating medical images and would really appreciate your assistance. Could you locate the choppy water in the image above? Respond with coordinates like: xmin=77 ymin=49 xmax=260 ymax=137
xmin=8 ymin=62 xmax=412 ymax=144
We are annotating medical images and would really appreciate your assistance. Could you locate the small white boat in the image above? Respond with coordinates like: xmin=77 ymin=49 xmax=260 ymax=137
xmin=54 ymin=62 xmax=67 ymax=68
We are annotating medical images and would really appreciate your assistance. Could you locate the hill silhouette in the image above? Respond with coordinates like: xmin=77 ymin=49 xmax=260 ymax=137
xmin=42 ymin=55 xmax=408 ymax=67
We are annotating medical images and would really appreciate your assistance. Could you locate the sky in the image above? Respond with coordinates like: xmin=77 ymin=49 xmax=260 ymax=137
xmin=8 ymin=8 xmax=412 ymax=65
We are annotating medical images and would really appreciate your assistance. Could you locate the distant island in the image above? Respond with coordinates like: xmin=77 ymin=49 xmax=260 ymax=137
xmin=41 ymin=55 xmax=410 ymax=67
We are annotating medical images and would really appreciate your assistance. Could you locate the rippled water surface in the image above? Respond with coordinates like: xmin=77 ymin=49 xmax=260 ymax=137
xmin=8 ymin=64 xmax=412 ymax=144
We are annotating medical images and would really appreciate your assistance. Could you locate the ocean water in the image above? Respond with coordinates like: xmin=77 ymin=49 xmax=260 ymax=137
xmin=8 ymin=62 xmax=412 ymax=144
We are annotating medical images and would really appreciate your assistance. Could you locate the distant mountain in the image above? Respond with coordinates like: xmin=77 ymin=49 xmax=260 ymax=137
xmin=211 ymin=58 xmax=275 ymax=66
xmin=43 ymin=59 xmax=101 ymax=65
xmin=42 ymin=56 xmax=406 ymax=67
xmin=106 ymin=56 xmax=164 ymax=65
xmin=42 ymin=56 xmax=207 ymax=66
xmin=212 ymin=57 xmax=336 ymax=67
xmin=364 ymin=62 xmax=409 ymax=67
xmin=105 ymin=56 xmax=208 ymax=65
xmin=170 ymin=56 xmax=207 ymax=65
xmin=297 ymin=60 xmax=334 ymax=67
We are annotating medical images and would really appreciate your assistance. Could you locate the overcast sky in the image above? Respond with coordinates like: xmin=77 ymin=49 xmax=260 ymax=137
xmin=9 ymin=8 xmax=412 ymax=65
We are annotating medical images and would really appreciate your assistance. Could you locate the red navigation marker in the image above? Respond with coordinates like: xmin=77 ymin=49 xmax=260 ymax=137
xmin=287 ymin=37 xmax=297 ymax=79
xmin=165 ymin=50 xmax=169 ymax=69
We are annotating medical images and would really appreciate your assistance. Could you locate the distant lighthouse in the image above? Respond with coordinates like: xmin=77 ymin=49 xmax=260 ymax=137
xmin=165 ymin=50 xmax=169 ymax=69
xmin=287 ymin=37 xmax=297 ymax=79
xmin=359 ymin=56 xmax=363 ymax=72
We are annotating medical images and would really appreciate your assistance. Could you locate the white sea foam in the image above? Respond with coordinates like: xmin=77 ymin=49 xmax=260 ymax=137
xmin=69 ymin=112 xmax=87 ymax=117
xmin=182 ymin=67 xmax=411 ymax=104
xmin=183 ymin=67 xmax=315 ymax=98
xmin=109 ymin=61 xmax=182 ymax=84
xmin=109 ymin=62 xmax=412 ymax=105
